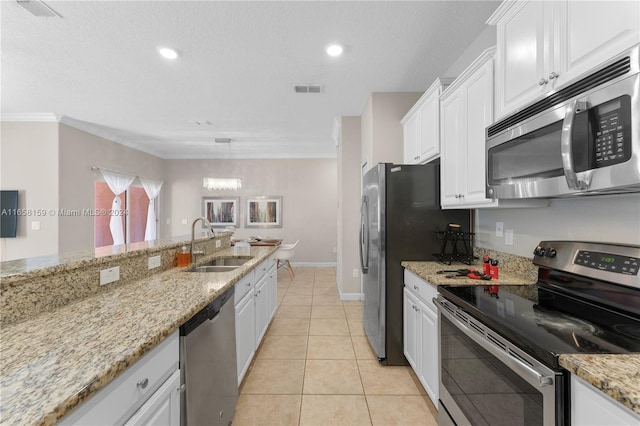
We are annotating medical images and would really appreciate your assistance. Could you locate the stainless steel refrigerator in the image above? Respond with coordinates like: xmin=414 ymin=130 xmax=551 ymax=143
xmin=360 ymin=163 xmax=471 ymax=365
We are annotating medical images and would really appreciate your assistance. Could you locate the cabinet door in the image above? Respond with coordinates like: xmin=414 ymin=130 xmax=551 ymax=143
xmin=461 ymin=58 xmax=496 ymax=206
xmin=571 ymin=374 xmax=640 ymax=425
xmin=254 ymin=276 xmax=270 ymax=347
xmin=235 ymin=291 xmax=255 ymax=386
xmin=418 ymin=301 xmax=439 ymax=407
xmin=124 ymin=370 xmax=180 ymax=426
xmin=267 ymin=264 xmax=277 ymax=320
xmin=495 ymin=0 xmax=552 ymax=119
xmin=440 ymin=90 xmax=462 ymax=207
xmin=418 ymin=92 xmax=440 ymax=162
xmin=558 ymin=0 xmax=640 ymax=87
xmin=403 ymin=112 xmax=420 ymax=164
xmin=403 ymin=288 xmax=419 ymax=371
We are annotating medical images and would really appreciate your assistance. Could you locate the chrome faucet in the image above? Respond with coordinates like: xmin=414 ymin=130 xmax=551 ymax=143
xmin=191 ymin=217 xmax=212 ymax=263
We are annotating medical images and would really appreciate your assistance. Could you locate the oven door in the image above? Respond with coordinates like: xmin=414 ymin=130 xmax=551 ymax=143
xmin=434 ymin=296 xmax=566 ymax=426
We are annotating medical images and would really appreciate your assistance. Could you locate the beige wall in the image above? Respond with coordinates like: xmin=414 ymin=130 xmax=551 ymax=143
xmin=163 ymin=158 xmax=337 ymax=264
xmin=58 ymin=124 xmax=165 ymax=253
xmin=0 ymin=122 xmax=59 ymax=260
xmin=337 ymin=117 xmax=362 ymax=297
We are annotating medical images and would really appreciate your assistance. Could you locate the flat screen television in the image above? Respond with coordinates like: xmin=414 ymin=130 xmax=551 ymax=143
xmin=1 ymin=190 xmax=19 ymax=238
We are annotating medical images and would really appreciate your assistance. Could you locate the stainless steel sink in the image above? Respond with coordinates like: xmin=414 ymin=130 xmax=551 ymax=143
xmin=185 ymin=257 xmax=252 ymax=273
xmin=203 ymin=257 xmax=251 ymax=267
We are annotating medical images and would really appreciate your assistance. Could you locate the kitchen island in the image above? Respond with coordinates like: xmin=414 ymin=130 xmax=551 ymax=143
xmin=0 ymin=245 xmax=278 ymax=426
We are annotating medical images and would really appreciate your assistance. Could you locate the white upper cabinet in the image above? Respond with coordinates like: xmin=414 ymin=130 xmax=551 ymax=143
xmin=402 ymin=78 xmax=453 ymax=164
xmin=489 ymin=0 xmax=640 ymax=120
xmin=441 ymin=48 xmax=499 ymax=208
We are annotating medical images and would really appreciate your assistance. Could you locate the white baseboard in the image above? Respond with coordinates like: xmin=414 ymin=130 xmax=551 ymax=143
xmin=339 ymin=292 xmax=364 ymax=301
xmin=291 ymin=262 xmax=337 ymax=267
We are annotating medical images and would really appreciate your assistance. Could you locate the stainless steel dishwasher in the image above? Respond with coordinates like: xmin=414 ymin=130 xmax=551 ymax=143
xmin=180 ymin=286 xmax=238 ymax=426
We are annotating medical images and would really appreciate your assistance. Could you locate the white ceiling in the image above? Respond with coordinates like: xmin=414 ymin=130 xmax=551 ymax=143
xmin=1 ymin=0 xmax=500 ymax=159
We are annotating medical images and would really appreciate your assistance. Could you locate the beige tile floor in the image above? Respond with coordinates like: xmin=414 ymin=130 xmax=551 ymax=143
xmin=234 ymin=267 xmax=438 ymax=426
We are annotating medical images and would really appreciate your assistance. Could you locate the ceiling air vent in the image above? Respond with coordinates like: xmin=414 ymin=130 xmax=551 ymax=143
xmin=294 ymin=85 xmax=323 ymax=94
xmin=16 ymin=0 xmax=62 ymax=17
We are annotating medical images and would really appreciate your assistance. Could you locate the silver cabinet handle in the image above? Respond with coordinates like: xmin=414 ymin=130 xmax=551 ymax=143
xmin=548 ymin=72 xmax=559 ymax=80
xmin=246 ymin=282 xmax=251 ymax=287
xmin=538 ymin=78 xmax=548 ymax=86
xmin=414 ymin=285 xmax=419 ymax=290
xmin=137 ymin=378 xmax=149 ymax=389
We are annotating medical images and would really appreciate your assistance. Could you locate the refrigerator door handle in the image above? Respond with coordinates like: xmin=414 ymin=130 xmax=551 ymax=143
xmin=359 ymin=196 xmax=369 ymax=274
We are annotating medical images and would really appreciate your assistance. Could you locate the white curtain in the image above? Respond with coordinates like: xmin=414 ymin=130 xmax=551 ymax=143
xmin=99 ymin=169 xmax=136 ymax=245
xmin=140 ymin=178 xmax=163 ymax=241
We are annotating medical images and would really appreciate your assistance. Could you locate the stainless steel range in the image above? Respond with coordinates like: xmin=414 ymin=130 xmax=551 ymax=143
xmin=434 ymin=241 xmax=640 ymax=425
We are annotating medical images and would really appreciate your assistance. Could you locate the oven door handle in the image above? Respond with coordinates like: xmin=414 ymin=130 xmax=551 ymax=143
xmin=433 ymin=296 xmax=556 ymax=389
xmin=561 ymin=99 xmax=589 ymax=190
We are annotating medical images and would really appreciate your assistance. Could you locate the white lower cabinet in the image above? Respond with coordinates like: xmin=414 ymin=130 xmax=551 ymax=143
xmin=403 ymin=270 xmax=439 ymax=406
xmin=60 ymin=331 xmax=180 ymax=426
xmin=571 ymin=374 xmax=640 ymax=425
xmin=125 ymin=370 xmax=180 ymax=426
xmin=254 ymin=275 xmax=269 ymax=347
xmin=235 ymin=286 xmax=256 ymax=385
xmin=235 ymin=257 xmax=277 ymax=386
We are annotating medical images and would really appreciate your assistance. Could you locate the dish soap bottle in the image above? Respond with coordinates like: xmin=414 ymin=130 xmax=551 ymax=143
xmin=176 ymin=245 xmax=191 ymax=267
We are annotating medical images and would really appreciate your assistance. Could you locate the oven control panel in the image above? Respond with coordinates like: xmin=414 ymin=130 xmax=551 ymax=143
xmin=533 ymin=241 xmax=640 ymax=288
xmin=574 ymin=250 xmax=639 ymax=276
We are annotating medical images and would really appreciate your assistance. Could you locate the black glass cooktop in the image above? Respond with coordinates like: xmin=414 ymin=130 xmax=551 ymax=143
xmin=438 ymin=282 xmax=640 ymax=369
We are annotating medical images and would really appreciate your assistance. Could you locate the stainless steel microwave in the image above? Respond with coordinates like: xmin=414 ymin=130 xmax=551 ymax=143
xmin=486 ymin=44 xmax=640 ymax=199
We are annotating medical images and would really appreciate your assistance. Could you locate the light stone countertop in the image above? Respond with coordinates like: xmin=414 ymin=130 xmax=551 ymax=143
xmin=0 ymin=246 xmax=277 ymax=426
xmin=559 ymin=354 xmax=640 ymax=416
xmin=401 ymin=260 xmax=538 ymax=286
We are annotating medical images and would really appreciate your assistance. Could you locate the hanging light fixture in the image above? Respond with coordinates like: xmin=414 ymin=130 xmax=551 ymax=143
xmin=203 ymin=177 xmax=242 ymax=191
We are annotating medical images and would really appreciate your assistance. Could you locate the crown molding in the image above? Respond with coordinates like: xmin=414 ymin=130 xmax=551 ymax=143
xmin=0 ymin=113 xmax=59 ymax=122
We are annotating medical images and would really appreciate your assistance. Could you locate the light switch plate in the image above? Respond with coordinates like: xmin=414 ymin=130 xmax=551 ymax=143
xmin=181 ymin=218 xmax=188 ymax=225
xmin=31 ymin=221 xmax=40 ymax=231
xmin=148 ymin=255 xmax=161 ymax=269
xmin=99 ymin=266 xmax=120 ymax=285
xmin=215 ymin=240 xmax=221 ymax=248
xmin=505 ymin=229 xmax=514 ymax=246
xmin=496 ymin=222 xmax=504 ymax=237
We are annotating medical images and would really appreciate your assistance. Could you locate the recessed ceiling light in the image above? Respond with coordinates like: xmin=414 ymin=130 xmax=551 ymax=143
xmin=157 ymin=46 xmax=179 ymax=60
xmin=326 ymin=44 xmax=343 ymax=57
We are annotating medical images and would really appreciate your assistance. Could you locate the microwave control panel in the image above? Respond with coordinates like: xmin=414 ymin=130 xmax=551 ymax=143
xmin=593 ymin=95 xmax=631 ymax=167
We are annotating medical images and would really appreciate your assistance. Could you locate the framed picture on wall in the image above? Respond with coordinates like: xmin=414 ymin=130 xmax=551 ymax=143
xmin=246 ymin=196 xmax=282 ymax=228
xmin=202 ymin=196 xmax=239 ymax=227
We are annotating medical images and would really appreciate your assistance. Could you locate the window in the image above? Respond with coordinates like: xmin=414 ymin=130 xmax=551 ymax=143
xmin=94 ymin=182 xmax=153 ymax=248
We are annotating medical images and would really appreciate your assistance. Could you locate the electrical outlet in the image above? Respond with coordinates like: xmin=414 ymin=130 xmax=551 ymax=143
xmin=166 ymin=218 xmax=171 ymax=225
xmin=181 ymin=218 xmax=188 ymax=225
xmin=215 ymin=240 xmax=221 ymax=248
xmin=148 ymin=255 xmax=161 ymax=270
xmin=352 ymin=268 xmax=359 ymax=278
xmin=31 ymin=221 xmax=40 ymax=231
xmin=99 ymin=266 xmax=120 ymax=285
xmin=332 ymin=247 xmax=337 ymax=253
xmin=505 ymin=229 xmax=514 ymax=246
xmin=496 ymin=222 xmax=504 ymax=237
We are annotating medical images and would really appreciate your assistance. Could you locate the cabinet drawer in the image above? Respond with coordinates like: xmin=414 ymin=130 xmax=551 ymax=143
xmin=60 ymin=331 xmax=179 ymax=425
xmin=404 ymin=269 xmax=437 ymax=310
xmin=255 ymin=258 xmax=275 ymax=281
xmin=234 ymin=272 xmax=255 ymax=305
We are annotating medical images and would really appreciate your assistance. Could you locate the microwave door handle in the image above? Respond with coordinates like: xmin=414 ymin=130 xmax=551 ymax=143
xmin=561 ymin=99 xmax=588 ymax=190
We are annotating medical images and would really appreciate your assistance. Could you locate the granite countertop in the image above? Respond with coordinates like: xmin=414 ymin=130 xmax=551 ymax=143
xmin=0 ymin=246 xmax=277 ymax=426
xmin=401 ymin=260 xmax=538 ymax=286
xmin=560 ymin=354 xmax=640 ymax=416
